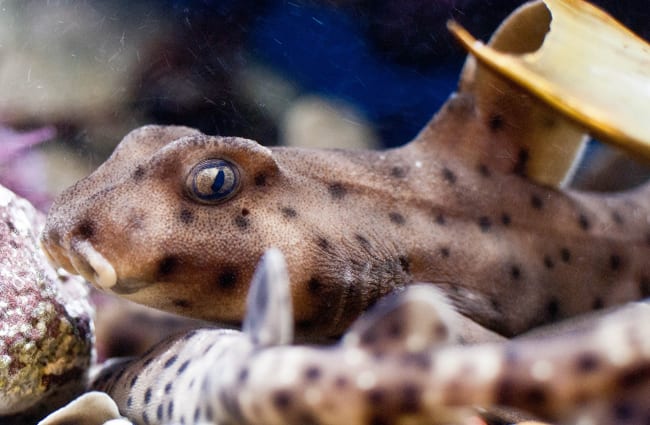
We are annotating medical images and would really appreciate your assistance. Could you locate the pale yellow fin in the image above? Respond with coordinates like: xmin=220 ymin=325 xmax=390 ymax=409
xmin=450 ymin=0 xmax=650 ymax=187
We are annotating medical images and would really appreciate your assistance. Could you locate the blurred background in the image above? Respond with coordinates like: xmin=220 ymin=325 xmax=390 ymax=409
xmin=1 ymin=0 xmax=649 ymax=211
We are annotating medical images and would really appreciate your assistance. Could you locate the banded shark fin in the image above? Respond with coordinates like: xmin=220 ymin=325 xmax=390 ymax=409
xmin=343 ymin=285 xmax=504 ymax=355
xmin=449 ymin=0 xmax=650 ymax=186
xmin=242 ymin=248 xmax=293 ymax=347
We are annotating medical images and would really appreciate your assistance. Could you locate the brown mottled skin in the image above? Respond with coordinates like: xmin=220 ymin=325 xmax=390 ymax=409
xmin=41 ymin=86 xmax=650 ymax=339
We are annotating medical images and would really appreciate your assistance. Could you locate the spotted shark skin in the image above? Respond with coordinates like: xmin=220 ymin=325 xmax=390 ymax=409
xmin=89 ymin=250 xmax=650 ymax=425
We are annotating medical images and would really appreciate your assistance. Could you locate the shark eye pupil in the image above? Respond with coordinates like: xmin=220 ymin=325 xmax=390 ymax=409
xmin=188 ymin=159 xmax=240 ymax=203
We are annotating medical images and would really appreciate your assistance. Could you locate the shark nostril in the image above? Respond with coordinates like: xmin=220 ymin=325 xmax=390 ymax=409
xmin=75 ymin=219 xmax=96 ymax=240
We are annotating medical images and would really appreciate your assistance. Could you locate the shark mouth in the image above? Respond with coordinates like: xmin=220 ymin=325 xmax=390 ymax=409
xmin=40 ymin=237 xmax=117 ymax=290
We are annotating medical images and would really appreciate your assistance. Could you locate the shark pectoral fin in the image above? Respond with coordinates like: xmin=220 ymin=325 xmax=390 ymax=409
xmin=342 ymin=285 xmax=504 ymax=355
xmin=450 ymin=0 xmax=650 ymax=187
xmin=242 ymin=248 xmax=293 ymax=347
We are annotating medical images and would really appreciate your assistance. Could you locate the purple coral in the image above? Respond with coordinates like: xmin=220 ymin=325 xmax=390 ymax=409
xmin=0 ymin=125 xmax=56 ymax=210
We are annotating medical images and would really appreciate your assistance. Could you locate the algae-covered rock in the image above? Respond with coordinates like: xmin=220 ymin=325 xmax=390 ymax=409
xmin=0 ymin=184 xmax=93 ymax=421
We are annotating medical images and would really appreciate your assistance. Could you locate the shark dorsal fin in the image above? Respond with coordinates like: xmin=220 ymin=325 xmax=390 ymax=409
xmin=243 ymin=248 xmax=293 ymax=347
xmin=449 ymin=0 xmax=650 ymax=187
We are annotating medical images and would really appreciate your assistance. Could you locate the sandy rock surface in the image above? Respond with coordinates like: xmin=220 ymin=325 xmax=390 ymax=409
xmin=0 ymin=184 xmax=93 ymax=422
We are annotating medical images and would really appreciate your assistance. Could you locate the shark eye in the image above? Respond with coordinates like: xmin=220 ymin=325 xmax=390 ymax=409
xmin=187 ymin=159 xmax=240 ymax=203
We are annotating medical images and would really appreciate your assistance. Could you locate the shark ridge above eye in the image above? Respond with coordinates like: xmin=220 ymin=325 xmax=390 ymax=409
xmin=186 ymin=159 xmax=241 ymax=204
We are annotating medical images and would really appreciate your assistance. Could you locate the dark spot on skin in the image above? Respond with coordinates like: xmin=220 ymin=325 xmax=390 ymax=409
xmin=401 ymin=352 xmax=432 ymax=369
xmin=142 ymin=411 xmax=150 ymax=425
xmin=133 ymin=165 xmax=145 ymax=181
xmin=389 ymin=212 xmax=406 ymax=225
xmin=491 ymin=298 xmax=502 ymax=313
xmin=304 ymin=367 xmax=321 ymax=381
xmin=360 ymin=329 xmax=378 ymax=346
xmin=164 ymin=382 xmax=173 ymax=394
xmin=560 ymin=248 xmax=571 ymax=263
xmin=182 ymin=330 xmax=198 ymax=341
xmin=334 ymin=376 xmax=348 ymax=389
xmin=501 ymin=213 xmax=511 ymax=226
xmin=179 ymin=209 xmax=194 ymax=224
xmin=617 ymin=365 xmax=650 ymax=389
xmin=576 ymin=353 xmax=600 ymax=373
xmin=513 ymin=148 xmax=529 ymax=176
xmin=510 ymin=265 xmax=521 ymax=280
xmin=435 ymin=213 xmax=446 ymax=225
xmin=578 ymin=213 xmax=591 ymax=230
xmin=205 ymin=405 xmax=214 ymax=421
xmin=488 ymin=113 xmax=505 ymax=131
xmin=234 ymin=215 xmax=249 ymax=229
xmin=440 ymin=247 xmax=450 ymax=258
xmin=433 ymin=323 xmax=448 ymax=340
xmin=164 ymin=355 xmax=178 ymax=369
xmin=328 ymin=182 xmax=347 ymax=199
xmin=592 ymin=297 xmax=605 ymax=310
xmin=172 ymin=299 xmax=191 ymax=308
xmin=77 ymin=220 xmax=95 ymax=239
xmin=241 ymin=208 xmax=250 ymax=216
xmin=157 ymin=256 xmax=178 ymax=277
xmin=272 ymin=391 xmax=292 ymax=410
xmin=495 ymin=378 xmax=517 ymax=405
xmin=143 ymin=357 xmax=154 ymax=367
xmin=316 ymin=237 xmax=330 ymax=251
xmin=127 ymin=396 xmax=133 ymax=408
xmin=355 ymin=234 xmax=371 ymax=248
xmin=612 ymin=211 xmax=624 ymax=225
xmin=613 ymin=402 xmax=635 ymax=421
xmin=478 ymin=216 xmax=492 ymax=232
xmin=478 ymin=163 xmax=491 ymax=177
xmin=399 ymin=384 xmax=421 ymax=413
xmin=217 ymin=269 xmax=238 ymax=290
xmin=640 ymin=276 xmax=650 ymax=297
xmin=177 ymin=360 xmax=190 ymax=375
xmin=399 ymin=256 xmax=410 ymax=273
xmin=307 ymin=277 xmax=322 ymax=294
xmin=387 ymin=320 xmax=403 ymax=339
xmin=194 ymin=408 xmax=201 ymax=422
xmin=391 ymin=166 xmax=407 ymax=178
xmin=167 ymin=401 xmax=174 ymax=420
xmin=530 ymin=194 xmax=543 ymax=210
xmin=157 ymin=404 xmax=163 ymax=421
xmin=543 ymin=256 xmax=554 ymax=269
xmin=367 ymin=388 xmax=385 ymax=405
xmin=238 ymin=369 xmax=249 ymax=383
xmin=254 ymin=173 xmax=267 ymax=186
xmin=442 ymin=167 xmax=456 ymax=184
xmin=525 ymin=387 xmax=548 ymax=405
xmin=610 ymin=254 xmax=622 ymax=271
xmin=368 ymin=415 xmax=390 ymax=425
xmin=546 ymin=298 xmax=560 ymax=320
xmin=144 ymin=387 xmax=152 ymax=404
xmin=130 ymin=376 xmax=138 ymax=388
xmin=281 ymin=207 xmax=298 ymax=219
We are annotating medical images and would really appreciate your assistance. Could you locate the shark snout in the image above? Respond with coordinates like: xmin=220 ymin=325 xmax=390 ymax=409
xmin=40 ymin=231 xmax=117 ymax=290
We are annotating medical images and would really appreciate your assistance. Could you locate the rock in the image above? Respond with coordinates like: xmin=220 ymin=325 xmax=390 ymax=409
xmin=0 ymin=185 xmax=93 ymax=421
